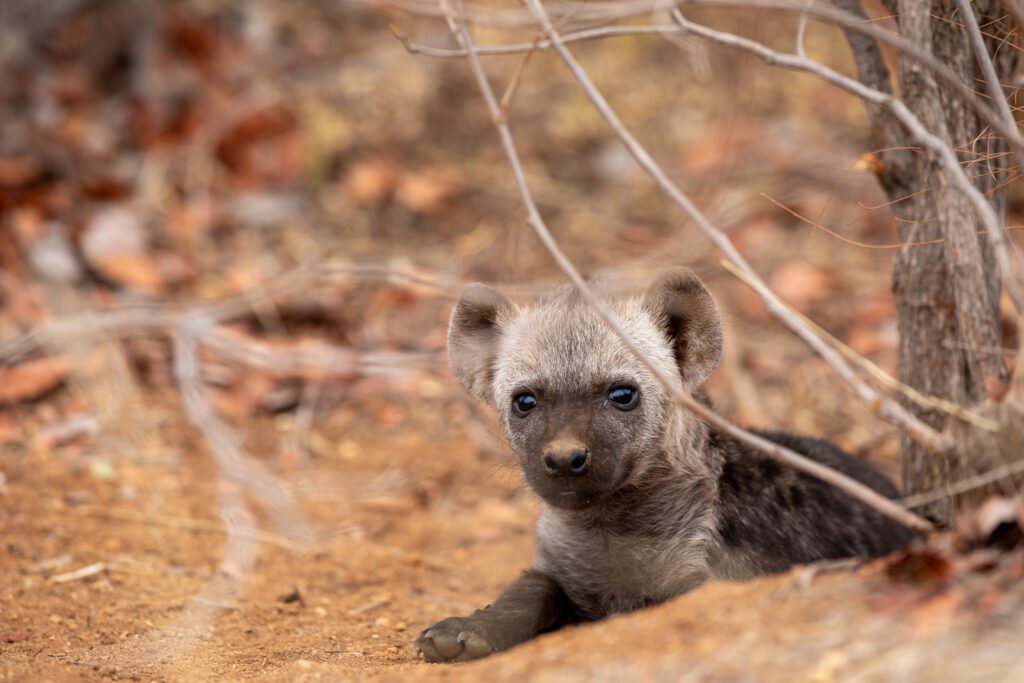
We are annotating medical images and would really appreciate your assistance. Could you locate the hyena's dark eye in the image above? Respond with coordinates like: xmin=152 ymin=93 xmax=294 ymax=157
xmin=512 ymin=392 xmax=538 ymax=417
xmin=607 ymin=386 xmax=639 ymax=411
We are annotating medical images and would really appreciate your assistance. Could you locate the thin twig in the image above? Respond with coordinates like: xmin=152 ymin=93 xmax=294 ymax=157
xmin=719 ymin=259 xmax=1000 ymax=431
xmin=202 ymin=327 xmax=438 ymax=378
xmin=667 ymin=9 xmax=1024 ymax=316
xmin=48 ymin=562 xmax=106 ymax=583
xmin=1001 ymin=0 xmax=1024 ymax=37
xmin=765 ymin=193 xmax=1024 ymax=249
xmin=173 ymin=319 xmax=315 ymax=548
xmin=502 ymin=0 xmax=954 ymax=455
xmin=0 ymin=260 xmax=457 ymax=364
xmin=81 ymin=505 xmax=311 ymax=552
xmin=442 ymin=0 xmax=934 ymax=533
xmin=956 ymin=0 xmax=1024 ymax=392
xmin=958 ymin=0 xmax=1021 ymax=170
xmin=795 ymin=0 xmax=812 ymax=58
xmin=387 ymin=0 xmax=1024 ymax=166
xmin=498 ymin=38 xmax=541 ymax=118
xmin=900 ymin=457 xmax=1024 ymax=509
xmin=391 ymin=21 xmax=681 ymax=57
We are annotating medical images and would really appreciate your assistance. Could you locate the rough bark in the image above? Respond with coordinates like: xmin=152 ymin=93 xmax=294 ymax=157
xmin=839 ymin=0 xmax=1017 ymax=524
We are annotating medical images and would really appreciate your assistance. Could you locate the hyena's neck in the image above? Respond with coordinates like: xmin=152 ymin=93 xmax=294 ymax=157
xmin=533 ymin=441 xmax=720 ymax=618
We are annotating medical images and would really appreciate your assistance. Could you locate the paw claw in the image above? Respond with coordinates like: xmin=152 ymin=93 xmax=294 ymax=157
xmin=415 ymin=617 xmax=497 ymax=663
xmin=417 ymin=638 xmax=443 ymax=663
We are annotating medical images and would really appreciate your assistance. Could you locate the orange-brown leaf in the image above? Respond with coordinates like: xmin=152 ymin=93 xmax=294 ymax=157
xmin=885 ymin=549 xmax=956 ymax=585
xmin=395 ymin=167 xmax=461 ymax=214
xmin=91 ymin=252 xmax=163 ymax=293
xmin=770 ymin=262 xmax=831 ymax=312
xmin=0 ymin=358 xmax=69 ymax=405
xmin=344 ymin=159 xmax=398 ymax=205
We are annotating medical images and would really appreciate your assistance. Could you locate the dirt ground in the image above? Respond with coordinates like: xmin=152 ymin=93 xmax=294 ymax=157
xmin=2 ymin=1 xmax=1024 ymax=681
xmin=3 ymin=384 xmax=1024 ymax=682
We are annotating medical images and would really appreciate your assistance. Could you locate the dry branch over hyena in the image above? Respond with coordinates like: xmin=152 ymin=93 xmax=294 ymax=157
xmin=2 ymin=1 xmax=1024 ymax=681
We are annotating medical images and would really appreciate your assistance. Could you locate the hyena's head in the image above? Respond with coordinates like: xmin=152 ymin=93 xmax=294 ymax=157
xmin=447 ymin=268 xmax=723 ymax=510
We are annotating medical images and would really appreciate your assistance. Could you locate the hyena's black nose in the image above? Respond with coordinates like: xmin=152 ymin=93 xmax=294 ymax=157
xmin=543 ymin=449 xmax=589 ymax=478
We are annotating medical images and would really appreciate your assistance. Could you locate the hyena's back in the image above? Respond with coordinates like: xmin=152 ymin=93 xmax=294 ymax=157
xmin=709 ymin=429 xmax=914 ymax=579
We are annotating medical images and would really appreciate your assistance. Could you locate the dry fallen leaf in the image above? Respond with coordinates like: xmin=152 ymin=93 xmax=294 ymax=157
xmin=885 ymin=549 xmax=956 ymax=585
xmin=769 ymin=262 xmax=832 ymax=312
xmin=0 ymin=358 xmax=69 ymax=405
xmin=343 ymin=158 xmax=398 ymax=205
xmin=854 ymin=152 xmax=886 ymax=178
xmin=216 ymin=107 xmax=295 ymax=173
xmin=0 ymin=156 xmax=45 ymax=188
xmin=90 ymin=252 xmax=163 ymax=293
xmin=395 ymin=166 xmax=461 ymax=213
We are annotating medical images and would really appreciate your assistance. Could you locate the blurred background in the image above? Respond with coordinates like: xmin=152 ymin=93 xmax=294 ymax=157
xmin=2 ymin=0 xmax=1020 ymax=679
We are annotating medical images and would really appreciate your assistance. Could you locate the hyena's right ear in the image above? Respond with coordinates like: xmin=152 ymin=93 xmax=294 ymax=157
xmin=448 ymin=284 xmax=514 ymax=402
xmin=644 ymin=268 xmax=723 ymax=387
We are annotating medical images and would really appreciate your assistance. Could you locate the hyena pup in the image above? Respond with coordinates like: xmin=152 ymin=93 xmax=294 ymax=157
xmin=416 ymin=268 xmax=914 ymax=663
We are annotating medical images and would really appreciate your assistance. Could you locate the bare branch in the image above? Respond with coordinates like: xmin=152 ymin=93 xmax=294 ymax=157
xmin=693 ymin=0 xmax=1024 ymax=165
xmin=441 ymin=0 xmax=935 ymax=534
xmin=1001 ymin=0 xmax=1024 ymax=35
xmin=955 ymin=0 xmax=1024 ymax=391
xmin=203 ymin=327 xmax=438 ymax=378
xmin=388 ymin=0 xmax=1024 ymax=163
xmin=720 ymin=259 xmax=1000 ymax=431
xmin=900 ymin=456 xmax=1024 ymax=509
xmin=390 ymin=22 xmax=681 ymax=57
xmin=82 ymin=505 xmax=310 ymax=552
xmin=668 ymin=8 xmax=1024 ymax=327
xmin=0 ymin=260 xmax=457 ymax=364
xmin=795 ymin=0 xmax=812 ymax=58
xmin=504 ymin=0 xmax=954 ymax=455
xmin=956 ymin=0 xmax=1020 ymax=164
xmin=173 ymin=319 xmax=315 ymax=548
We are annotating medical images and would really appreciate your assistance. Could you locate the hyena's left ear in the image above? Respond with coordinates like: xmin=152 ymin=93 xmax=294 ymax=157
xmin=448 ymin=284 xmax=514 ymax=402
xmin=644 ymin=268 xmax=723 ymax=387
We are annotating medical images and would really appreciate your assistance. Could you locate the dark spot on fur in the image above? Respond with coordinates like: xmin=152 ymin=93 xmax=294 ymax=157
xmin=787 ymin=485 xmax=805 ymax=508
xmin=755 ymin=458 xmax=782 ymax=480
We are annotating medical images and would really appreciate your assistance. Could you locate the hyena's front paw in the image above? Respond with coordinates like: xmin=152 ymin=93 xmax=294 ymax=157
xmin=415 ymin=616 xmax=497 ymax=663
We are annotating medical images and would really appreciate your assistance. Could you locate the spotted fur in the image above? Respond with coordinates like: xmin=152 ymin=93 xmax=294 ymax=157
xmin=416 ymin=268 xmax=914 ymax=663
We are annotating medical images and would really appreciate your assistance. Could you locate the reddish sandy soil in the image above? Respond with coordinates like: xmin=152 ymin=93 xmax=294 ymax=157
xmin=2 ymin=382 xmax=1022 ymax=682
xmin=2 ymin=2 xmax=1024 ymax=681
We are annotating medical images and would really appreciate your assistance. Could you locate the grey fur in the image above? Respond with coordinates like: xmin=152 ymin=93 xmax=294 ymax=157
xmin=416 ymin=269 xmax=914 ymax=662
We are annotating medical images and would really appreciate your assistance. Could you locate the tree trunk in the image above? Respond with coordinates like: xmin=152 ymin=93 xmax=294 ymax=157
xmin=839 ymin=0 xmax=1017 ymax=524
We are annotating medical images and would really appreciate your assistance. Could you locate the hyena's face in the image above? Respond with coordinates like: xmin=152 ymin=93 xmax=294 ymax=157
xmin=447 ymin=269 xmax=723 ymax=510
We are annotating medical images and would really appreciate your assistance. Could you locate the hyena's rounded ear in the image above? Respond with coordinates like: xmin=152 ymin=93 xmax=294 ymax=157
xmin=448 ymin=283 xmax=514 ymax=402
xmin=644 ymin=268 xmax=723 ymax=386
